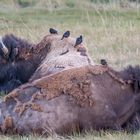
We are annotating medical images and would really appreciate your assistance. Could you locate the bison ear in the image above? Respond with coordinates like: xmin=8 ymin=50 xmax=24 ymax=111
xmin=49 ymin=28 xmax=58 ymax=34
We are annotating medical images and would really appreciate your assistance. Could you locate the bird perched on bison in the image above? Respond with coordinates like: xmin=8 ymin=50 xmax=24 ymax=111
xmin=61 ymin=31 xmax=70 ymax=40
xmin=49 ymin=28 xmax=58 ymax=34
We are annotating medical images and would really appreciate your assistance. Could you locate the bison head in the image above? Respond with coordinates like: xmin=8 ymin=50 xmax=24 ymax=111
xmin=30 ymin=29 xmax=94 ymax=81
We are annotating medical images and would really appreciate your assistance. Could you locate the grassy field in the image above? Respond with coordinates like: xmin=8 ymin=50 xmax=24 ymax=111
xmin=0 ymin=0 xmax=140 ymax=139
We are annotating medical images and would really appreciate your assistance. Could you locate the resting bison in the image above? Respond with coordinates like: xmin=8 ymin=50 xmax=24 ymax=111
xmin=0 ymin=32 xmax=52 ymax=93
xmin=30 ymin=31 xmax=94 ymax=81
xmin=0 ymin=31 xmax=139 ymax=135
xmin=0 ymin=64 xmax=140 ymax=135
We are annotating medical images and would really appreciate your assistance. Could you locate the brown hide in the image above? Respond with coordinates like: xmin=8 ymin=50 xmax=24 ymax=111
xmin=0 ymin=65 xmax=137 ymax=135
xmin=13 ymin=35 xmax=52 ymax=66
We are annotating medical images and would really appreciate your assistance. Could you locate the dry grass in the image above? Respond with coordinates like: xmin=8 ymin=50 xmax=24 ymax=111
xmin=0 ymin=131 xmax=140 ymax=140
xmin=0 ymin=0 xmax=140 ymax=139
xmin=0 ymin=0 xmax=139 ymax=69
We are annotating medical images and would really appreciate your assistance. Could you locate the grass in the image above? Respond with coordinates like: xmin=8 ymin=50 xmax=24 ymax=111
xmin=1 ymin=131 xmax=140 ymax=140
xmin=0 ymin=0 xmax=140 ymax=139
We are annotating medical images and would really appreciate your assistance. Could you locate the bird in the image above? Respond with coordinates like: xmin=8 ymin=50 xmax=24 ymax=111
xmin=100 ymin=59 xmax=108 ymax=66
xmin=49 ymin=28 xmax=58 ymax=34
xmin=61 ymin=31 xmax=70 ymax=40
xmin=74 ymin=35 xmax=83 ymax=47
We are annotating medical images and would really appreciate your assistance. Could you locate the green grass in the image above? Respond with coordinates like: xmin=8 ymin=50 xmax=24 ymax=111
xmin=1 ymin=131 xmax=140 ymax=140
xmin=0 ymin=0 xmax=140 ymax=139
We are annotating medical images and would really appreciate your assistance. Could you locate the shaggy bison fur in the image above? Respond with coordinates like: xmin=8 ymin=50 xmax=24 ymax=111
xmin=0 ymin=33 xmax=51 ymax=93
xmin=0 ymin=64 xmax=140 ymax=135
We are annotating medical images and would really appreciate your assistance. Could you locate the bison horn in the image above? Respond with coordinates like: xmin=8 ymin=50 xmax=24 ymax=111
xmin=74 ymin=35 xmax=83 ymax=47
xmin=14 ymin=47 xmax=19 ymax=56
xmin=0 ymin=36 xmax=9 ymax=55
xmin=61 ymin=31 xmax=70 ymax=40
xmin=49 ymin=28 xmax=58 ymax=34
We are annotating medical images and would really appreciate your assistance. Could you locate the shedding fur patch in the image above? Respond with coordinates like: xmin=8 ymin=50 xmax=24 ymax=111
xmin=5 ymin=65 xmax=136 ymax=116
xmin=1 ymin=116 xmax=13 ymax=132
xmin=4 ymin=65 xmax=108 ymax=116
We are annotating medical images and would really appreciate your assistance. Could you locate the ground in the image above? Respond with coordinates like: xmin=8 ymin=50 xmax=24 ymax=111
xmin=0 ymin=0 xmax=140 ymax=139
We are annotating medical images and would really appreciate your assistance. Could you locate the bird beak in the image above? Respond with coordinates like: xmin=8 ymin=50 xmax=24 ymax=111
xmin=0 ymin=37 xmax=9 ymax=55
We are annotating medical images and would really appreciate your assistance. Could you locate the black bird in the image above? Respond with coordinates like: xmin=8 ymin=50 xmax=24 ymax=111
xmin=100 ymin=59 xmax=108 ymax=66
xmin=74 ymin=35 xmax=83 ymax=47
xmin=49 ymin=28 xmax=58 ymax=34
xmin=61 ymin=31 xmax=70 ymax=40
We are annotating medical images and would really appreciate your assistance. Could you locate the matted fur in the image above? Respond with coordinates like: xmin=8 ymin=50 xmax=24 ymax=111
xmin=0 ymin=34 xmax=51 ymax=93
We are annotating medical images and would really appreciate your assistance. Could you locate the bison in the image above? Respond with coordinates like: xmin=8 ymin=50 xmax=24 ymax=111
xmin=29 ymin=31 xmax=94 ymax=81
xmin=0 ymin=65 xmax=140 ymax=135
xmin=0 ymin=31 xmax=139 ymax=136
xmin=0 ymin=31 xmax=54 ymax=94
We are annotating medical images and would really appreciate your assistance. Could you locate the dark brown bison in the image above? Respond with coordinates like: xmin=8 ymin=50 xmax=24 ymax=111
xmin=0 ymin=32 xmax=52 ymax=93
xmin=0 ymin=31 xmax=139 ymax=136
